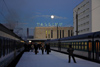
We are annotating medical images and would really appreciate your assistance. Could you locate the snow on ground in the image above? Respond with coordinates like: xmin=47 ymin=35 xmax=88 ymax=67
xmin=16 ymin=50 xmax=100 ymax=67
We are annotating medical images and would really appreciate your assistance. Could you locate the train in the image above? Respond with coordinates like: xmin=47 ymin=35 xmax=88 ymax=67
xmin=45 ymin=31 xmax=100 ymax=62
xmin=0 ymin=24 xmax=24 ymax=67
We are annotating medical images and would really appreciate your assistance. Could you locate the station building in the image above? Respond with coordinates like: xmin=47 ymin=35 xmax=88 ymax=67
xmin=34 ymin=27 xmax=73 ymax=40
xmin=73 ymin=0 xmax=100 ymax=35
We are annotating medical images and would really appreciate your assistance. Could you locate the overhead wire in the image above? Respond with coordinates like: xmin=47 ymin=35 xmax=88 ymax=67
xmin=0 ymin=12 xmax=10 ymax=23
xmin=3 ymin=0 xmax=17 ymax=21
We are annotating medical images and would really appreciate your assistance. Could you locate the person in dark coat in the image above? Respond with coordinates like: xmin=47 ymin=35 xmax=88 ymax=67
xmin=31 ymin=42 xmax=34 ymax=52
xmin=46 ymin=43 xmax=50 ymax=54
xmin=67 ymin=45 xmax=76 ymax=63
xmin=24 ymin=43 xmax=27 ymax=52
xmin=38 ymin=43 xmax=41 ymax=50
xmin=34 ymin=43 xmax=38 ymax=54
xmin=41 ymin=43 xmax=44 ymax=54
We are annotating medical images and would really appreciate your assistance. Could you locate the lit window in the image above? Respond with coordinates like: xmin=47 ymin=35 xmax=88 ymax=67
xmin=46 ymin=30 xmax=47 ymax=38
xmin=48 ymin=30 xmax=50 ymax=38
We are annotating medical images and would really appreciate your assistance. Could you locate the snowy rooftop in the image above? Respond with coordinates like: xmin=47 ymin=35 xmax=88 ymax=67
xmin=16 ymin=50 xmax=100 ymax=67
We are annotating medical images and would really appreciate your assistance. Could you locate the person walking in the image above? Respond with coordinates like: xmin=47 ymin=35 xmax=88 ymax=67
xmin=67 ymin=45 xmax=76 ymax=63
xmin=46 ymin=43 xmax=50 ymax=54
xmin=38 ymin=43 xmax=41 ymax=50
xmin=31 ymin=42 xmax=34 ymax=52
xmin=41 ymin=43 xmax=44 ymax=54
xmin=34 ymin=43 xmax=38 ymax=54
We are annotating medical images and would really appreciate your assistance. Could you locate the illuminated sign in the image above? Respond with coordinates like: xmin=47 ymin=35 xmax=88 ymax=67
xmin=37 ymin=23 xmax=63 ymax=27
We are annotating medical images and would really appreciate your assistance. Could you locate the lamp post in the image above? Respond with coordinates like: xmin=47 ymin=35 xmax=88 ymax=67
xmin=50 ymin=15 xmax=59 ymax=39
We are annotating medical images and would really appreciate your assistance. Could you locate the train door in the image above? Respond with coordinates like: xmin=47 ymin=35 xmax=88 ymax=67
xmin=58 ymin=40 xmax=61 ymax=51
xmin=95 ymin=40 xmax=100 ymax=60
xmin=88 ymin=41 xmax=92 ymax=59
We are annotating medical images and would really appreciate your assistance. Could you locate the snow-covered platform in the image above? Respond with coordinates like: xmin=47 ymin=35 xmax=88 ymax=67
xmin=16 ymin=50 xmax=100 ymax=67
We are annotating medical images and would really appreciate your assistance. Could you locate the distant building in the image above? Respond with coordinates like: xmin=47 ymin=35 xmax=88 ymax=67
xmin=34 ymin=27 xmax=73 ymax=40
xmin=73 ymin=0 xmax=100 ymax=35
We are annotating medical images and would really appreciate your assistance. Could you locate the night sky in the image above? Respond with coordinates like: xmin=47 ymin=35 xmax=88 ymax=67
xmin=0 ymin=0 xmax=83 ymax=38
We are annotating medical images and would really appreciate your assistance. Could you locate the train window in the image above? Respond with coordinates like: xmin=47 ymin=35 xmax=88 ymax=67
xmin=99 ymin=41 xmax=100 ymax=51
xmin=74 ymin=44 xmax=75 ymax=49
xmin=75 ymin=42 xmax=78 ymax=49
xmin=7 ymin=40 xmax=8 ymax=54
xmin=96 ymin=41 xmax=99 ymax=52
xmin=3 ymin=39 xmax=5 ymax=56
xmin=85 ymin=42 xmax=87 ymax=50
xmin=64 ymin=45 xmax=66 ymax=48
xmin=79 ymin=44 xmax=81 ymax=50
xmin=89 ymin=41 xmax=92 ymax=51
xmin=79 ymin=42 xmax=81 ymax=50
xmin=66 ymin=45 xmax=68 ymax=48
xmin=76 ymin=45 xmax=78 ymax=49
xmin=72 ymin=44 xmax=73 ymax=48
xmin=76 ymin=42 xmax=78 ymax=45
xmin=0 ymin=38 xmax=2 ymax=58
xmin=61 ymin=44 xmax=62 ymax=47
xmin=82 ymin=42 xmax=84 ymax=50
xmin=5 ymin=40 xmax=7 ymax=55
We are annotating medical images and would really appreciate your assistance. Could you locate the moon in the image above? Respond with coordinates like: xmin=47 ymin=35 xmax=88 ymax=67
xmin=51 ymin=15 xmax=54 ymax=19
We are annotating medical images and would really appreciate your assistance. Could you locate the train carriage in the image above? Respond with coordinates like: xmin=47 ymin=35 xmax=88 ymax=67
xmin=46 ymin=31 xmax=100 ymax=62
xmin=0 ymin=24 xmax=25 ymax=67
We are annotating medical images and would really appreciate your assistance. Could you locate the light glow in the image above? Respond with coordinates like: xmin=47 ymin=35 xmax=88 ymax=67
xmin=51 ymin=15 xmax=54 ymax=19
xmin=29 ymin=40 xmax=32 ymax=42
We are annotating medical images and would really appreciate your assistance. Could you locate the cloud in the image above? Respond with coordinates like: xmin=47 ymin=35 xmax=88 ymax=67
xmin=35 ymin=12 xmax=41 ymax=14
xmin=54 ymin=15 xmax=67 ymax=19
xmin=29 ymin=27 xmax=34 ymax=29
xmin=18 ymin=22 xmax=28 ymax=25
xmin=32 ymin=15 xmax=67 ymax=19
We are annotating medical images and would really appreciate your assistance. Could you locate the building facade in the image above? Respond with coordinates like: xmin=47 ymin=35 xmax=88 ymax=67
xmin=73 ymin=0 xmax=100 ymax=35
xmin=34 ymin=27 xmax=73 ymax=40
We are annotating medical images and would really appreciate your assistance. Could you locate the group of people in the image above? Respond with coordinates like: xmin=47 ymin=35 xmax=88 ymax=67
xmin=24 ymin=42 xmax=51 ymax=55
xmin=24 ymin=42 xmax=76 ymax=63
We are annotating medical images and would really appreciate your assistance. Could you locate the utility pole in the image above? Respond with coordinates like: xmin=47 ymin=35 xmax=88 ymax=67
xmin=57 ymin=23 xmax=58 ymax=39
xmin=76 ymin=12 xmax=78 ymax=35
xmin=76 ymin=8 xmax=79 ymax=35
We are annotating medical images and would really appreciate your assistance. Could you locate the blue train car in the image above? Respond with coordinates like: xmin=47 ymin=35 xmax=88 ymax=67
xmin=45 ymin=31 xmax=100 ymax=62
xmin=0 ymin=24 xmax=24 ymax=67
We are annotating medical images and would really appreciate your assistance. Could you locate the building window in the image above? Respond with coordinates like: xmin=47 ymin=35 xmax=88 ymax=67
xmin=60 ymin=30 xmax=61 ymax=38
xmin=68 ymin=30 xmax=70 ymax=37
xmin=57 ymin=30 xmax=59 ymax=38
xmin=46 ymin=30 xmax=47 ymax=38
xmin=71 ymin=30 xmax=73 ymax=36
xmin=86 ymin=15 xmax=89 ymax=18
xmin=48 ymin=30 xmax=50 ymax=38
xmin=51 ymin=30 xmax=53 ymax=38
xmin=87 ymin=28 xmax=89 ymax=31
xmin=86 ymin=21 xmax=89 ymax=24
xmin=62 ymin=30 xmax=64 ymax=38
